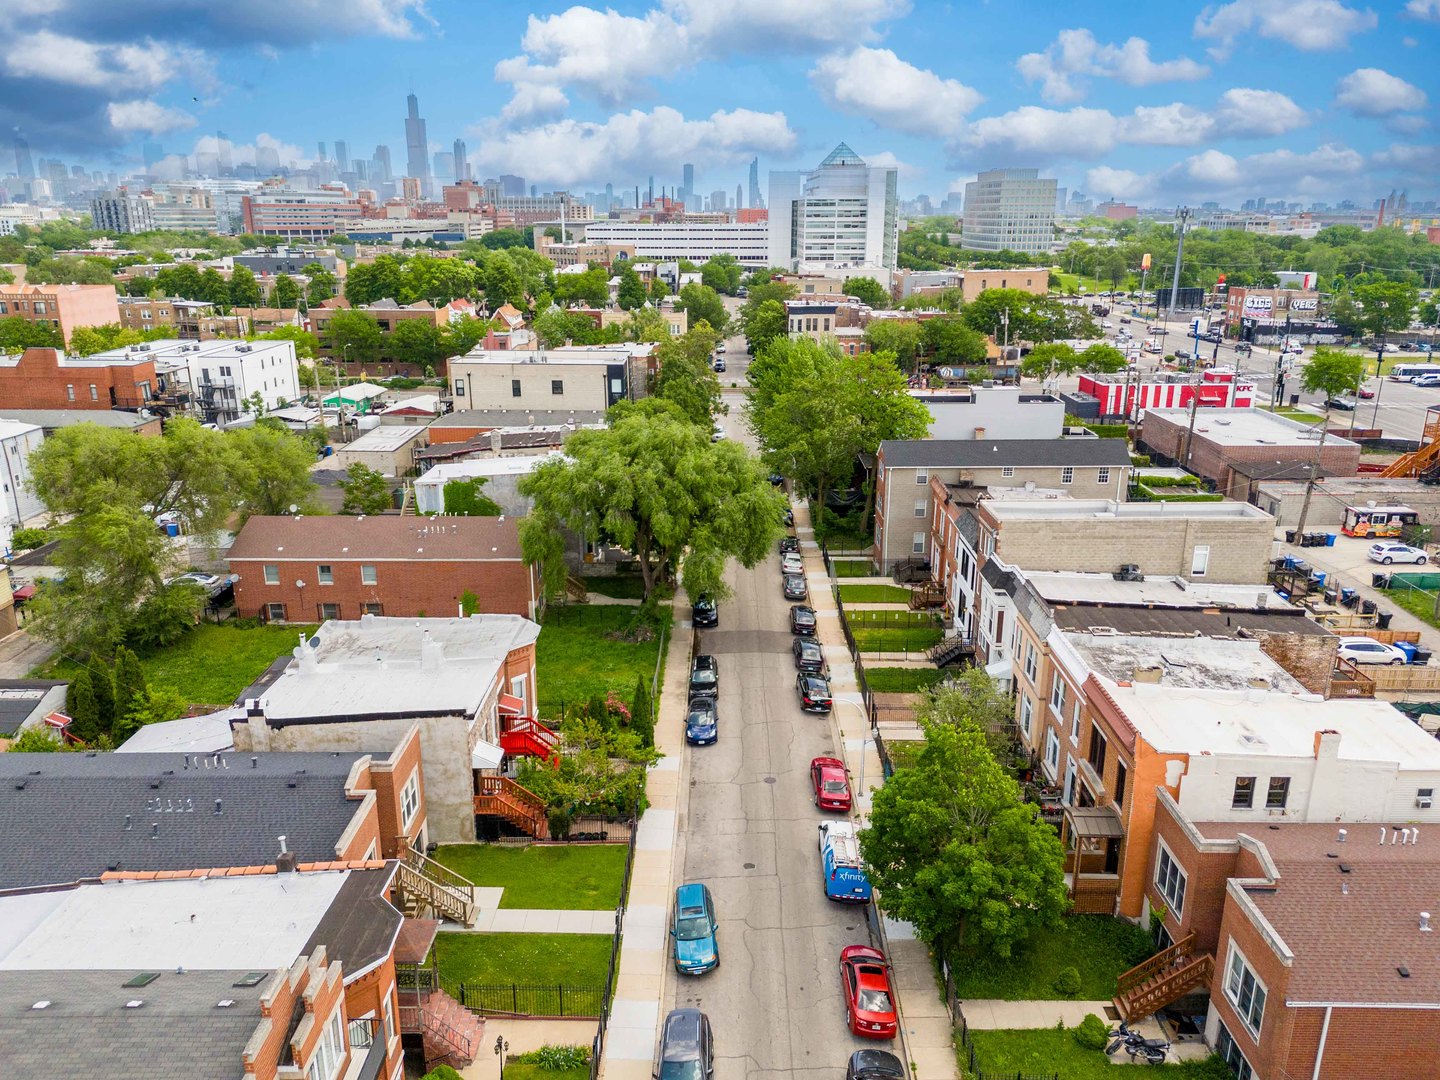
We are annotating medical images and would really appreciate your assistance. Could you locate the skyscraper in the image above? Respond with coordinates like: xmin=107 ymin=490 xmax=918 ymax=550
xmin=256 ymin=144 xmax=281 ymax=173
xmin=404 ymin=93 xmax=430 ymax=189
xmin=13 ymin=136 xmax=34 ymax=180
xmin=736 ymin=184 xmax=743 ymax=213
xmin=318 ymin=141 xmax=327 ymax=162
xmin=452 ymin=139 xmax=468 ymax=182
xmin=961 ymin=168 xmax=1057 ymax=255
xmin=335 ymin=141 xmax=349 ymax=173
xmin=499 ymin=174 xmax=525 ymax=197
xmin=767 ymin=144 xmax=898 ymax=271
xmin=748 ymin=157 xmax=763 ymax=211
xmin=371 ymin=145 xmax=393 ymax=182
xmin=681 ymin=163 xmax=695 ymax=201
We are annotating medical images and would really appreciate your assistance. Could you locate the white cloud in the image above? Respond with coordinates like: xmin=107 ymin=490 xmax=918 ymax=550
xmin=1182 ymin=149 xmax=1242 ymax=186
xmin=1016 ymin=29 xmax=1208 ymax=104
xmin=500 ymin=84 xmax=570 ymax=124
xmin=1178 ymin=143 xmax=1365 ymax=191
xmin=1 ymin=31 xmax=210 ymax=91
xmin=1123 ymin=103 xmax=1212 ymax=146
xmin=664 ymin=0 xmax=908 ymax=49
xmin=106 ymin=99 xmax=196 ymax=136
xmin=474 ymin=106 xmax=797 ymax=188
xmin=966 ymin=106 xmax=1120 ymax=157
xmin=1335 ymin=67 xmax=1429 ymax=116
xmin=857 ymin=150 xmax=920 ymax=178
xmin=810 ymin=47 xmax=981 ymax=137
xmin=1211 ymin=88 xmax=1310 ymax=136
xmin=1194 ymin=0 xmax=1378 ymax=56
xmin=1404 ymin=0 xmax=1440 ymax=20
xmin=1085 ymin=166 xmax=1155 ymax=200
xmin=1386 ymin=114 xmax=1430 ymax=134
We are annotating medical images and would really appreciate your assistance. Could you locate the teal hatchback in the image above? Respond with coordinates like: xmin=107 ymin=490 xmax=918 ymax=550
xmin=670 ymin=883 xmax=719 ymax=975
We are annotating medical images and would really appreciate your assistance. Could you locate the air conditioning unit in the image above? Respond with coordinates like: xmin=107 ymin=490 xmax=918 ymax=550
xmin=1113 ymin=564 xmax=1144 ymax=582
xmin=1418 ymin=796 xmax=1433 ymax=810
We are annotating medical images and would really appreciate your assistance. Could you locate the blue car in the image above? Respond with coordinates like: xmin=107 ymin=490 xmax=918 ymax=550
xmin=686 ymin=698 xmax=718 ymax=745
xmin=671 ymin=883 xmax=719 ymax=974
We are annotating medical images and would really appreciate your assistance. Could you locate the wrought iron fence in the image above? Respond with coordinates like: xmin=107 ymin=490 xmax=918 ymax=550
xmin=452 ymin=982 xmax=605 ymax=1019
xmin=943 ymin=961 xmax=1060 ymax=1080
xmin=591 ymin=814 xmax=641 ymax=1079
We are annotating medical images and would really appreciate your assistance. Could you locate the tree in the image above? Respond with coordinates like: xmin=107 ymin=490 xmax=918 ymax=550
xmin=845 ymin=277 xmax=890 ymax=308
xmin=700 ymin=254 xmax=743 ymax=295
xmin=648 ymin=277 xmax=671 ymax=302
xmin=442 ymin=477 xmax=502 ymax=516
xmin=198 ymin=267 xmax=231 ymax=310
xmin=326 ymin=310 xmax=383 ymax=367
xmin=625 ymin=307 xmax=672 ymax=343
xmin=1291 ymin=349 xmax=1368 ymax=537
xmin=916 ymin=670 xmax=1018 ymax=759
xmin=259 ymin=325 xmax=319 ymax=360
xmin=8 ymin=728 xmax=65 ymax=752
xmin=1077 ymin=342 xmax=1128 ymax=373
xmin=631 ymin=675 xmax=654 ymax=748
xmin=66 ymin=669 xmax=100 ymax=744
xmin=228 ymin=422 xmax=323 ymax=521
xmin=922 ymin=317 xmax=989 ymax=366
xmin=129 ymin=582 xmax=205 ymax=650
xmin=229 ymin=265 xmax=263 ymax=308
xmin=270 ymin=274 xmax=302 ymax=309
xmin=518 ymin=402 xmax=787 ymax=601
xmin=616 ymin=265 xmax=647 ymax=310
xmin=553 ymin=266 xmax=610 ymax=308
xmin=68 ymin=324 xmax=147 ymax=356
xmin=653 ymin=324 xmax=723 ymax=426
xmin=675 ymin=283 xmax=728 ymax=336
xmin=112 ymin=646 xmax=148 ymax=726
xmin=962 ymin=288 xmax=1090 ymax=343
xmin=112 ymin=685 xmax=187 ymax=746
xmin=443 ymin=316 xmax=491 ymax=356
xmin=0 ymin=316 xmax=63 ymax=351
xmin=388 ymin=319 xmax=446 ymax=369
xmin=743 ymin=299 xmax=787 ymax=354
xmin=533 ymin=308 xmax=598 ymax=348
xmin=339 ymin=462 xmax=394 ymax=515
xmin=860 ymin=717 xmax=1067 ymax=958
xmin=1353 ymin=281 xmax=1419 ymax=339
xmin=304 ymin=263 xmax=339 ymax=304
xmin=1018 ymin=342 xmax=1078 ymax=381
xmin=345 ymin=256 xmax=405 ymax=305
xmin=863 ymin=320 xmax=922 ymax=372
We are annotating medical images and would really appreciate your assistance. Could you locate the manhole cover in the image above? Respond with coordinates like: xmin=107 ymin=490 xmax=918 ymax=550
xmin=743 ymin=862 xmax=756 ymax=869
xmin=763 ymin=776 xmax=777 ymax=784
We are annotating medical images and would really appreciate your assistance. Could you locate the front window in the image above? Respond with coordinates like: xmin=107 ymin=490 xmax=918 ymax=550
xmin=551 ymin=379 xmax=564 ymax=395
xmin=318 ymin=602 xmax=340 ymax=620
xmin=1020 ymin=694 xmax=1033 ymax=736
xmin=1233 ymin=776 xmax=1255 ymax=809
xmin=401 ymin=771 xmax=420 ymax=828
xmin=1001 ymin=466 xmax=1015 ymax=478
xmin=1098 ymin=467 xmax=1110 ymax=485
xmin=1070 ymin=700 xmax=1081 ymax=742
xmin=317 ymin=564 xmax=333 ymax=585
xmin=915 ymin=469 xmax=928 ymax=486
xmin=1224 ymin=944 xmax=1267 ymax=1036
xmin=265 ymin=602 xmax=287 ymax=621
xmin=1050 ymin=678 xmax=1066 ymax=714
xmin=360 ymin=564 xmax=377 ymax=585
xmin=263 ymin=564 xmax=280 ymax=585
xmin=1215 ymin=1021 xmax=1254 ymax=1080
xmin=1044 ymin=729 xmax=1060 ymax=777
xmin=914 ymin=499 xmax=927 ymax=518
xmin=1192 ymin=545 xmax=1210 ymax=577
xmin=306 ymin=1007 xmax=346 ymax=1080
xmin=1155 ymin=842 xmax=1187 ymax=916
xmin=1266 ymin=777 xmax=1290 ymax=809
xmin=454 ymin=379 xmax=465 ymax=396
xmin=1024 ymin=643 xmax=1037 ymax=681
xmin=89 ymin=384 xmax=98 ymax=401
xmin=1060 ymin=466 xmax=1074 ymax=484
xmin=911 ymin=532 xmax=925 ymax=554
xmin=511 ymin=378 xmax=522 ymax=397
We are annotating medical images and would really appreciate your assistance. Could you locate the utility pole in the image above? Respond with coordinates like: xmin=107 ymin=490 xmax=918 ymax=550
xmin=1167 ymin=207 xmax=1190 ymax=318
xmin=1291 ymin=418 xmax=1329 ymax=541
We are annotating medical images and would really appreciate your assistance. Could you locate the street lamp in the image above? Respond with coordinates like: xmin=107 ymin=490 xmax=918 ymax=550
xmin=494 ymin=1036 xmax=509 ymax=1074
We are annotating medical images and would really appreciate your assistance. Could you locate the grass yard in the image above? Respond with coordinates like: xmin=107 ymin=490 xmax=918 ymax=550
xmin=35 ymin=622 xmax=314 ymax=707
xmin=430 ymin=844 xmax=629 ymax=910
xmin=1264 ymin=406 xmax=1326 ymax=424
xmin=967 ymin=1030 xmax=1231 ymax=1080
xmin=435 ymin=932 xmax=613 ymax=988
xmin=832 ymin=560 xmax=875 ymax=578
xmin=582 ymin=575 xmax=649 ymax=600
xmin=852 ymin=627 xmax=945 ymax=652
xmin=948 ymin=915 xmax=1155 ymax=1001
xmin=535 ymin=605 xmax=671 ymax=715
xmin=1382 ymin=585 xmax=1440 ymax=630
xmin=506 ymin=1064 xmax=590 ymax=1080
xmin=884 ymin=739 xmax=925 ymax=771
xmin=865 ymin=667 xmax=949 ymax=693
xmin=839 ymin=584 xmax=913 ymax=604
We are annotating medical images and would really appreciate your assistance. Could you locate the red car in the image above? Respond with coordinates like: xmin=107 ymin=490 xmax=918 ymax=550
xmin=1358 ymin=387 xmax=1376 ymax=399
xmin=810 ymin=756 xmax=852 ymax=812
xmin=840 ymin=945 xmax=897 ymax=1039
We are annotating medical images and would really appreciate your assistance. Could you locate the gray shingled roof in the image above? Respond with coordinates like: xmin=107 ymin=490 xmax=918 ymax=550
xmin=878 ymin=438 xmax=1133 ymax=469
xmin=0 ymin=751 xmax=370 ymax=890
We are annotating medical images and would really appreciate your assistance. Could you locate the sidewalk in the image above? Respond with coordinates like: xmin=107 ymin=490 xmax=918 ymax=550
xmin=598 ymin=591 xmax=690 ymax=1080
xmin=961 ymin=999 xmax=1114 ymax=1029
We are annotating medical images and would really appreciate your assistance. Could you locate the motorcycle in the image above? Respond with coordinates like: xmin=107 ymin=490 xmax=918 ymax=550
xmin=1106 ymin=1021 xmax=1171 ymax=1065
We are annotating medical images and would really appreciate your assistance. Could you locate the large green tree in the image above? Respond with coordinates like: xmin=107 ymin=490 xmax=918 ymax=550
xmin=1291 ymin=349 xmax=1369 ymax=537
xmin=1018 ymin=342 xmax=1078 ymax=381
xmin=616 ymin=265 xmax=647 ymax=310
xmin=742 ymin=299 xmax=787 ymax=354
xmin=1352 ymin=281 xmax=1419 ymax=338
xmin=845 ymin=276 xmax=890 ymax=308
xmin=553 ymin=266 xmax=610 ymax=308
xmin=921 ymin=316 xmax=989 ymax=366
xmin=860 ymin=716 xmax=1067 ymax=958
xmin=675 ymin=283 xmax=728 ymax=336
xmin=0 ymin=316 xmax=63 ymax=350
xmin=863 ymin=320 xmax=923 ymax=372
xmin=326 ymin=309 xmax=384 ymax=367
xmin=229 ymin=265 xmax=263 ymax=308
xmin=259 ymin=325 xmax=320 ymax=360
xmin=338 ymin=462 xmax=394 ymax=515
xmin=653 ymin=324 xmax=723 ymax=426
xmin=303 ymin=263 xmax=339 ymax=304
xmin=68 ymin=323 xmax=168 ymax=356
xmin=533 ymin=309 xmax=599 ymax=348
xmin=518 ymin=400 xmax=786 ymax=601
xmin=228 ymin=421 xmax=324 ymax=521
xmin=270 ymin=274 xmax=302 ymax=309
xmin=700 ymin=254 xmax=743 ymax=295
xmin=1076 ymin=342 xmax=1128 ymax=373
xmin=388 ymin=319 xmax=446 ymax=370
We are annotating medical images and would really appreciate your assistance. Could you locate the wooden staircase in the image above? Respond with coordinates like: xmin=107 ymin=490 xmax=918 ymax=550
xmin=474 ymin=776 xmax=548 ymax=838
xmin=928 ymin=634 xmax=976 ymax=668
xmin=910 ymin=582 xmax=945 ymax=609
xmin=564 ymin=573 xmax=589 ymax=602
xmin=395 ymin=844 xmax=478 ymax=925
xmin=1382 ymin=405 xmax=1440 ymax=478
xmin=400 ymin=483 xmax=417 ymax=516
xmin=1113 ymin=932 xmax=1215 ymax=1022
xmin=500 ymin=717 xmax=561 ymax=765
xmin=400 ymin=990 xmax=485 ymax=1068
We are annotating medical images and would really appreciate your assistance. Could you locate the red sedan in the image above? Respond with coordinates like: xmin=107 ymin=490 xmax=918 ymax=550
xmin=810 ymin=756 xmax=852 ymax=812
xmin=840 ymin=945 xmax=897 ymax=1039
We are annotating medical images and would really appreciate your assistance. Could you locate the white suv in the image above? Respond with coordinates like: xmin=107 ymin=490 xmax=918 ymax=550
xmin=1336 ymin=636 xmax=1409 ymax=666
xmin=1368 ymin=542 xmax=1428 ymax=565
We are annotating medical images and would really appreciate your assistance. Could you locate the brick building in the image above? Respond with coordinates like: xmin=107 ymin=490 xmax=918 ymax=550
xmin=0 ymin=282 xmax=120 ymax=343
xmin=117 ymin=296 xmax=249 ymax=339
xmin=0 ymin=346 xmax=156 ymax=410
xmin=1138 ymin=408 xmax=1361 ymax=501
xmin=228 ymin=514 xmax=540 ymax=622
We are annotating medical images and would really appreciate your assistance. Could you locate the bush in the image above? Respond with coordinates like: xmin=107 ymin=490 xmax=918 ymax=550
xmin=1053 ymin=966 xmax=1082 ymax=997
xmin=1072 ymin=1013 xmax=1109 ymax=1051
xmin=420 ymin=1067 xmax=463 ymax=1080
xmin=510 ymin=1046 xmax=592 ymax=1070
xmin=11 ymin=527 xmax=49 ymax=550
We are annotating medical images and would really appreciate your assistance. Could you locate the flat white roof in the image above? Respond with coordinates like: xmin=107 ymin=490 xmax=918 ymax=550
xmin=987 ymin=499 xmax=1273 ymax=522
xmin=1145 ymin=408 xmax=1358 ymax=449
xmin=114 ymin=709 xmax=239 ymax=754
xmin=0 ymin=872 xmax=348 ymax=971
xmin=0 ymin=419 xmax=41 ymax=440
xmin=416 ymin=453 xmax=559 ymax=482
xmin=455 ymin=345 xmax=649 ymax=366
xmin=336 ymin=426 xmax=426 ymax=453
xmin=1023 ymin=570 xmax=1296 ymax=611
xmin=98 ymin=339 xmax=294 ymax=364
xmin=1101 ymin=678 xmax=1440 ymax=764
xmin=1064 ymin=632 xmax=1304 ymax=693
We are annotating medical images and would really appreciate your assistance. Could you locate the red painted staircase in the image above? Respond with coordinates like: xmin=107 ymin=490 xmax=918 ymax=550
xmin=400 ymin=990 xmax=485 ymax=1068
xmin=474 ymin=776 xmax=549 ymax=838
xmin=500 ymin=717 xmax=560 ymax=765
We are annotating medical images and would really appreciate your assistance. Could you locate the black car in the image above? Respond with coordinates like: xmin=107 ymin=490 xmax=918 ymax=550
xmin=712 ymin=357 xmax=726 ymax=372
xmin=689 ymin=655 xmax=718 ymax=700
xmin=768 ymin=472 xmax=786 ymax=487
xmin=796 ymin=672 xmax=832 ymax=712
xmin=692 ymin=595 xmax=718 ymax=627
xmin=790 ymin=605 xmax=817 ymax=636
xmin=657 ymin=1008 xmax=714 ymax=1080
xmin=782 ymin=574 xmax=808 ymax=602
xmin=780 ymin=536 xmax=800 ymax=554
xmin=792 ymin=637 xmax=826 ymax=673
xmin=846 ymin=1051 xmax=906 ymax=1080
xmin=685 ymin=697 xmax=718 ymax=745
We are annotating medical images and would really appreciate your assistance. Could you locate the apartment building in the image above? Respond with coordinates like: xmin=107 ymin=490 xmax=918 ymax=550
xmin=911 ymin=386 xmax=1064 ymax=441
xmin=413 ymin=453 xmax=560 ymax=518
xmin=89 ymin=189 xmax=155 ymax=233
xmin=872 ymin=437 xmax=1132 ymax=571
xmin=91 ymin=338 xmax=300 ymax=423
xmin=956 ymin=268 xmax=1051 ymax=301
xmin=117 ymin=296 xmax=248 ymax=340
xmin=0 ymin=283 xmax=120 ymax=343
xmin=242 ymin=189 xmax=365 ymax=240
xmin=962 ymin=169 xmax=1058 ymax=255
xmin=448 ymin=346 xmax=644 ymax=413
xmin=768 ymin=143 xmax=899 ymax=271
xmin=0 ymin=418 xmax=43 ymax=533
xmin=581 ymin=220 xmax=770 ymax=266
xmin=534 ymin=233 xmax=636 ymax=268
xmin=0 ymin=346 xmax=155 ymax=410
xmin=146 ymin=184 xmax=222 ymax=232
xmin=234 ymin=247 xmax=341 ymax=276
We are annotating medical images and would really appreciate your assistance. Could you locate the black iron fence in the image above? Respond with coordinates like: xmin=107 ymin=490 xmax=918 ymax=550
xmin=943 ymin=961 xmax=1060 ymax=1080
xmin=591 ymin=809 xmax=642 ymax=1078
xmin=453 ymin=982 xmax=604 ymax=1019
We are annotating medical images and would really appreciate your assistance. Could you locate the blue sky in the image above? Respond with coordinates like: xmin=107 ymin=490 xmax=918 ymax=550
xmin=3 ymin=0 xmax=1437 ymax=205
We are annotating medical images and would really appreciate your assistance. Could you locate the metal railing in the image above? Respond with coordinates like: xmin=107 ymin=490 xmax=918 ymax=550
xmin=943 ymin=962 xmax=1060 ymax=1080
xmin=453 ymin=982 xmax=605 ymax=1019
xmin=591 ymin=815 xmax=641 ymax=1079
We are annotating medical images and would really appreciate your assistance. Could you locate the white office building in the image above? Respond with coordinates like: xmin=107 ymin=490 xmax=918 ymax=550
xmin=581 ymin=221 xmax=770 ymax=266
xmin=89 ymin=190 xmax=155 ymax=234
xmin=92 ymin=338 xmax=300 ymax=424
xmin=767 ymin=144 xmax=898 ymax=272
xmin=962 ymin=169 xmax=1057 ymax=255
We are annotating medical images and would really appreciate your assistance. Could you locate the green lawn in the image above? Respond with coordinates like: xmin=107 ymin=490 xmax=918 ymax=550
xmin=34 ymin=622 xmax=314 ymax=708
xmin=852 ymin=628 xmax=945 ymax=652
xmin=430 ymin=844 xmax=629 ymax=909
xmin=505 ymin=1064 xmax=590 ymax=1080
xmin=435 ymin=932 xmax=613 ymax=988
xmin=1264 ymin=406 xmax=1326 ymax=424
xmin=535 ymin=605 xmax=671 ymax=716
xmin=967 ymin=1030 xmax=1231 ymax=1080
xmin=1382 ymin=585 xmax=1440 ymax=630
xmin=884 ymin=739 xmax=925 ymax=771
xmin=865 ymin=667 xmax=949 ymax=693
xmin=839 ymin=584 xmax=913 ymax=604
xmin=949 ymin=915 xmax=1155 ymax=1001
xmin=582 ymin=575 xmax=649 ymax=600
xmin=832 ymin=559 xmax=875 ymax=578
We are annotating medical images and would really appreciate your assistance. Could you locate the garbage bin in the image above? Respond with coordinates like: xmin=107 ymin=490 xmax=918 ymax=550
xmin=1323 ymin=589 xmax=1338 ymax=604
xmin=1377 ymin=611 xmax=1393 ymax=629
xmin=1290 ymin=393 xmax=1301 ymax=406
xmin=1326 ymin=533 xmax=1337 ymax=546
xmin=1360 ymin=599 xmax=1377 ymax=615
xmin=1285 ymin=530 xmax=1298 ymax=544
xmin=1373 ymin=572 xmax=1391 ymax=589
xmin=1412 ymin=647 xmax=1431 ymax=664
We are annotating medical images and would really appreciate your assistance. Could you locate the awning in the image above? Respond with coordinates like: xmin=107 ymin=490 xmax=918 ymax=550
xmin=11 ymin=585 xmax=35 ymax=601
xmin=497 ymin=693 xmax=526 ymax=717
xmin=1065 ymin=804 xmax=1124 ymax=840
xmin=471 ymin=738 xmax=505 ymax=770
xmin=983 ymin=657 xmax=1013 ymax=682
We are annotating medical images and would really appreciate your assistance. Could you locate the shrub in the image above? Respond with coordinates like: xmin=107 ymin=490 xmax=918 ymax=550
xmin=1053 ymin=966 xmax=1082 ymax=997
xmin=1072 ymin=1013 xmax=1109 ymax=1051
xmin=510 ymin=1045 xmax=592 ymax=1070
xmin=420 ymin=1067 xmax=463 ymax=1080
xmin=11 ymin=526 xmax=49 ymax=550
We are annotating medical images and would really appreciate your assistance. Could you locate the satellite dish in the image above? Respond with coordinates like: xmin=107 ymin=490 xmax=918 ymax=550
xmin=307 ymin=636 xmax=320 ymax=649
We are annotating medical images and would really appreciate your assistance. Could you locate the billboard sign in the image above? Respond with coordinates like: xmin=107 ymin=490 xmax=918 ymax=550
xmin=1288 ymin=298 xmax=1319 ymax=312
xmin=1243 ymin=295 xmax=1274 ymax=312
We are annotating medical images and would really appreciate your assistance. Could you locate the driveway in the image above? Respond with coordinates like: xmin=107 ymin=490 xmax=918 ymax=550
xmin=0 ymin=630 xmax=55 ymax=678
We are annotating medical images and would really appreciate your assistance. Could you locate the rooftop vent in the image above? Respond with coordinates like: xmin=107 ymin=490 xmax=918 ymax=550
xmin=123 ymin=972 xmax=160 ymax=988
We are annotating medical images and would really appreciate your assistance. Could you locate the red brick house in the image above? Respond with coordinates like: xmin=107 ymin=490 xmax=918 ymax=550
xmin=227 ymin=514 xmax=541 ymax=621
xmin=0 ymin=346 xmax=157 ymax=410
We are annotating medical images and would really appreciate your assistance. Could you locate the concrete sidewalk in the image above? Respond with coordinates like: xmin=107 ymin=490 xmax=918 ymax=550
xmin=960 ymin=999 xmax=1114 ymax=1029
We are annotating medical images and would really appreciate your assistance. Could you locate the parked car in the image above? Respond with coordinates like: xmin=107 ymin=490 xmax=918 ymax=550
xmin=712 ymin=357 xmax=726 ymax=372
xmin=685 ymin=697 xmax=719 ymax=744
xmin=846 ymin=1051 xmax=906 ymax=1080
xmin=783 ymin=574 xmax=808 ymax=602
xmin=671 ymin=883 xmax=719 ymax=975
xmin=796 ymin=672 xmax=833 ymax=713
xmin=1335 ymin=636 xmax=1410 ymax=666
xmin=792 ymin=637 xmax=826 ymax=673
xmin=692 ymin=595 xmax=718 ymax=627
xmin=711 ymin=423 xmax=725 ymax=442
xmin=1324 ymin=396 xmax=1358 ymax=411
xmin=715 ymin=341 xmax=727 ymax=353
xmin=1368 ymin=542 xmax=1428 ymax=565
xmin=656 ymin=1009 xmax=714 ymax=1080
xmin=1358 ymin=386 xmax=1376 ymax=399
xmin=1414 ymin=373 xmax=1440 ymax=388
xmin=689 ymin=654 xmax=719 ymax=700
xmin=1174 ymin=349 xmax=1192 ymax=360
xmin=810 ymin=755 xmax=851 ymax=809
xmin=781 ymin=552 xmax=805 ymax=576
xmin=783 ymin=507 xmax=795 ymax=527
xmin=790 ymin=605 xmax=817 ymax=636
xmin=780 ymin=536 xmax=800 ymax=554
xmin=840 ymin=946 xmax=898 ymax=1040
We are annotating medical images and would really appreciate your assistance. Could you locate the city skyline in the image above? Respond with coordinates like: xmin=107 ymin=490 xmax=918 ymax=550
xmin=0 ymin=0 xmax=1436 ymax=206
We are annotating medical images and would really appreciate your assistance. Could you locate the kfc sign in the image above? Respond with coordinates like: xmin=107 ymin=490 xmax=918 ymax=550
xmin=1288 ymin=298 xmax=1318 ymax=312
xmin=1243 ymin=295 xmax=1274 ymax=312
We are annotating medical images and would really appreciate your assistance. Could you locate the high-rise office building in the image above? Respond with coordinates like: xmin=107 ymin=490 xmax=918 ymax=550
xmin=91 ymin=189 xmax=156 ymax=233
xmin=735 ymin=185 xmax=743 ymax=214
xmin=371 ymin=145 xmax=393 ymax=182
xmin=334 ymin=141 xmax=349 ymax=173
xmin=499 ymin=175 xmax=525 ymax=197
xmin=142 ymin=143 xmax=165 ymax=172
xmin=709 ymin=189 xmax=727 ymax=213
xmin=404 ymin=93 xmax=430 ymax=189
xmin=767 ymin=143 xmax=898 ymax=271
xmin=13 ymin=136 xmax=34 ymax=180
xmin=453 ymin=139 xmax=468 ymax=182
xmin=961 ymin=168 xmax=1057 ymax=255
xmin=681 ymin=163 xmax=695 ymax=201
xmin=317 ymin=142 xmax=327 ymax=162
xmin=748 ymin=157 xmax=763 ymax=211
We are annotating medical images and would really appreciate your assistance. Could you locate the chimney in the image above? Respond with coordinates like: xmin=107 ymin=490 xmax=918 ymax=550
xmin=974 ymin=426 xmax=987 ymax=440
xmin=490 ymin=429 xmax=502 ymax=453
xmin=1337 ymin=828 xmax=1347 ymax=843
xmin=1132 ymin=665 xmax=1164 ymax=684
xmin=1313 ymin=729 xmax=1341 ymax=760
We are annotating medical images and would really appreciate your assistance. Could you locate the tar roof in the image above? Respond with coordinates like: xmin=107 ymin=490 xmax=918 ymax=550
xmin=1025 ymin=571 xmax=1300 ymax=612
xmin=877 ymin=438 xmax=1132 ymax=469
xmin=1050 ymin=604 xmax=1331 ymax=639
xmin=0 ymin=751 xmax=368 ymax=890
xmin=227 ymin=514 xmax=525 ymax=562
xmin=0 ymin=681 xmax=66 ymax=738
xmin=1062 ymin=631 xmax=1305 ymax=693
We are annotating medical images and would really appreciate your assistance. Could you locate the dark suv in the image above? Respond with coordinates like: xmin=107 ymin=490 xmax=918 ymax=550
xmin=692 ymin=595 xmax=718 ymax=628
xmin=657 ymin=1009 xmax=714 ymax=1080
xmin=790 ymin=605 xmax=817 ymax=636
xmin=689 ymin=654 xmax=719 ymax=700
